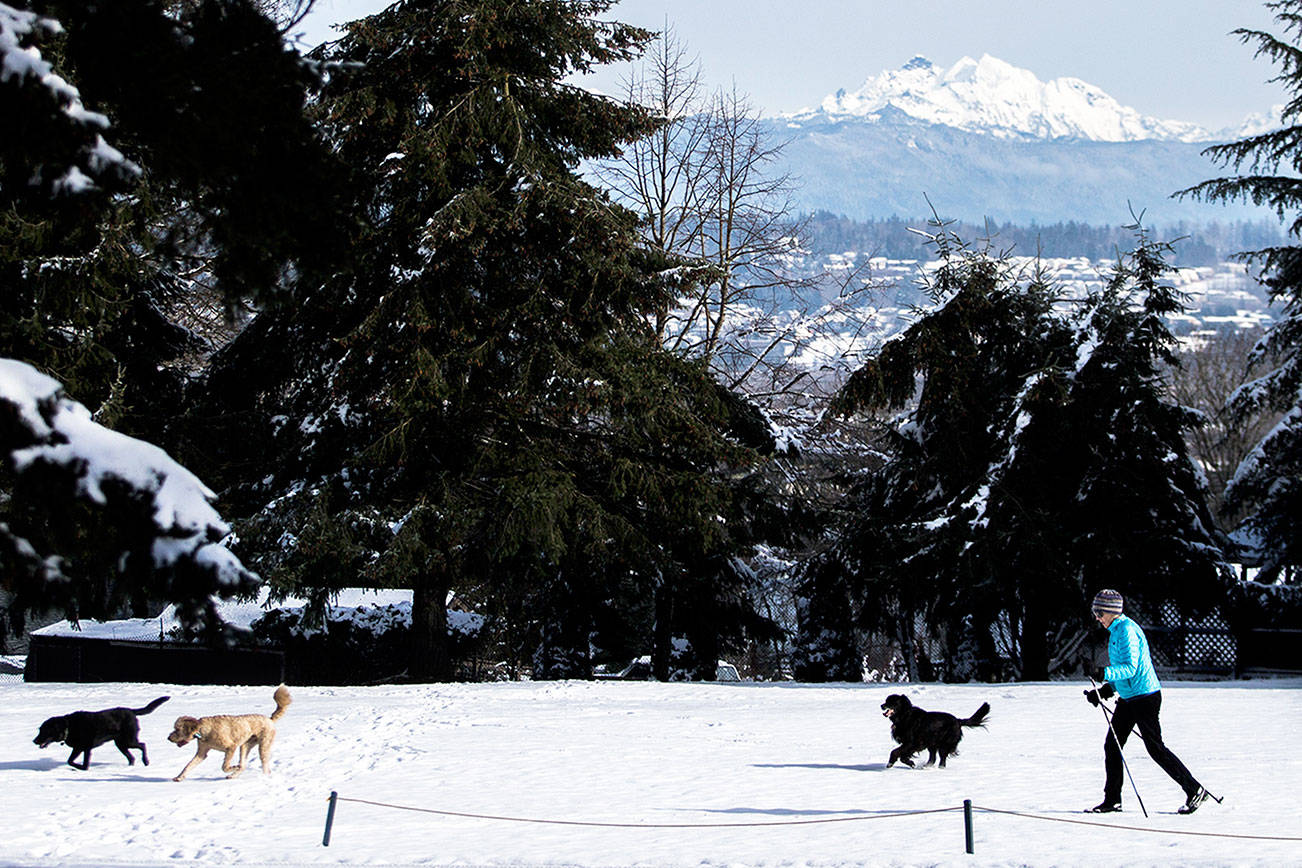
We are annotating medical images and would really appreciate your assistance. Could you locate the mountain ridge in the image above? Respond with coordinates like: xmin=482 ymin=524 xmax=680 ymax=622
xmin=779 ymin=54 xmax=1275 ymax=144
xmin=759 ymin=55 xmax=1279 ymax=225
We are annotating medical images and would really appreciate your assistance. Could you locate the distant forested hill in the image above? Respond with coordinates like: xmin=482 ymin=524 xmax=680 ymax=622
xmin=804 ymin=212 xmax=1285 ymax=266
xmin=769 ymin=113 xmax=1275 ymax=228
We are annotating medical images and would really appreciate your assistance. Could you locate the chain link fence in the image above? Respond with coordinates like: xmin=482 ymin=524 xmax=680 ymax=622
xmin=0 ymin=655 xmax=24 ymax=684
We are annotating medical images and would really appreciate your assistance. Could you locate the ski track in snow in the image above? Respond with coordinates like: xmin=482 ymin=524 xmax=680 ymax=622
xmin=1 ymin=679 xmax=1300 ymax=867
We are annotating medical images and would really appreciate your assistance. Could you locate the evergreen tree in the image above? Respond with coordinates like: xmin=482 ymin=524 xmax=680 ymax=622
xmin=1180 ymin=0 xmax=1302 ymax=582
xmin=1 ymin=1 xmax=346 ymax=642
xmin=1 ymin=1 xmax=168 ymax=434
xmin=195 ymin=0 xmax=778 ymax=681
xmin=796 ymin=227 xmax=1231 ymax=681
xmin=2 ymin=1 xmax=350 ymax=430
xmin=0 ymin=359 xmax=258 ymax=645
xmin=1063 ymin=238 xmax=1233 ymax=607
xmin=40 ymin=0 xmax=352 ymax=305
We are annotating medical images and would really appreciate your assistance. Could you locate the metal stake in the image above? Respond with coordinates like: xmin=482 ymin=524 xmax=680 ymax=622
xmin=323 ymin=790 xmax=338 ymax=846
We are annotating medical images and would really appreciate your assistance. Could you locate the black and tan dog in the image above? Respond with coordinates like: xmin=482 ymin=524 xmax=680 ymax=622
xmin=33 ymin=696 xmax=170 ymax=770
xmin=880 ymin=693 xmax=989 ymax=768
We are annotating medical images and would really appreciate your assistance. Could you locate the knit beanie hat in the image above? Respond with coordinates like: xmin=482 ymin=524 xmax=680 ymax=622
xmin=1092 ymin=589 xmax=1124 ymax=615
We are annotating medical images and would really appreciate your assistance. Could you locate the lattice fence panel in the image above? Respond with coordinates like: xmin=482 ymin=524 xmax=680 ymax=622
xmin=1143 ymin=602 xmax=1236 ymax=674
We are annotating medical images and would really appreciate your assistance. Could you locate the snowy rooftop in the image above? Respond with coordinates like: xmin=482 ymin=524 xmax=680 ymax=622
xmin=32 ymin=587 xmax=417 ymax=640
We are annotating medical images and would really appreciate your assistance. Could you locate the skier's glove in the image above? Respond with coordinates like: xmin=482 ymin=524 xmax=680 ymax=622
xmin=1091 ymin=665 xmax=1107 ymax=683
xmin=1084 ymin=682 xmax=1115 ymax=706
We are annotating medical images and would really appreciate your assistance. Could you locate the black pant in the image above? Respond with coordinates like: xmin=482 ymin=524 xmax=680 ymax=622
xmin=1103 ymin=690 xmax=1199 ymax=803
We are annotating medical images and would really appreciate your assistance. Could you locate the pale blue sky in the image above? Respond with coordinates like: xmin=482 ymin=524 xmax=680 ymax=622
xmin=298 ymin=0 xmax=1284 ymax=129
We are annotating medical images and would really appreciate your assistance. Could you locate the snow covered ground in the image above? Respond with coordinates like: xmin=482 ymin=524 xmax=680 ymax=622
xmin=2 ymin=678 xmax=1300 ymax=867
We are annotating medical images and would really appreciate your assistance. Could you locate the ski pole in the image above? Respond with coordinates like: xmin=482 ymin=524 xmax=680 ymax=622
xmin=1090 ymin=677 xmax=1148 ymax=818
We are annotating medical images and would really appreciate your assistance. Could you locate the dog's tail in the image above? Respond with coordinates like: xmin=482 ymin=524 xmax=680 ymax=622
xmin=134 ymin=696 xmax=171 ymax=716
xmin=270 ymin=685 xmax=292 ymax=721
xmin=962 ymin=702 xmax=991 ymax=728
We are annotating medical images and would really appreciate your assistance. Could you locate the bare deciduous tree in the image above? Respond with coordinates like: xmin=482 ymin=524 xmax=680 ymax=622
xmin=254 ymin=0 xmax=318 ymax=34
xmin=596 ymin=25 xmax=880 ymax=408
xmin=687 ymin=85 xmax=811 ymax=383
xmin=595 ymin=21 xmax=709 ymax=315
xmin=593 ymin=25 xmax=893 ymax=679
xmin=1169 ymin=327 xmax=1282 ymax=527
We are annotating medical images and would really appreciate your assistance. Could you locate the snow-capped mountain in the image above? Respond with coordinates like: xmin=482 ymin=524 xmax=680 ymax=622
xmin=789 ymin=55 xmax=1210 ymax=142
xmin=1227 ymin=104 xmax=1286 ymax=139
xmin=765 ymin=55 xmax=1277 ymax=225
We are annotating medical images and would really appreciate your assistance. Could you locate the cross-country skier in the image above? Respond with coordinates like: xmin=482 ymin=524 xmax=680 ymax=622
xmin=1084 ymin=588 xmax=1212 ymax=815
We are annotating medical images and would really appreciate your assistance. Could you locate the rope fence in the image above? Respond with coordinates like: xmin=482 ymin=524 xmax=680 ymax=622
xmin=321 ymin=791 xmax=1302 ymax=853
xmin=328 ymin=794 xmax=956 ymax=830
xmin=972 ymin=805 xmax=1302 ymax=842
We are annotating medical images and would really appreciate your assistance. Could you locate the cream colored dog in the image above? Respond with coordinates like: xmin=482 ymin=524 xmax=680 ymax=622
xmin=168 ymin=686 xmax=291 ymax=781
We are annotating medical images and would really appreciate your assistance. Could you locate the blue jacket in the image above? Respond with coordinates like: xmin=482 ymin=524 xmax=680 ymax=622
xmin=1104 ymin=615 xmax=1161 ymax=699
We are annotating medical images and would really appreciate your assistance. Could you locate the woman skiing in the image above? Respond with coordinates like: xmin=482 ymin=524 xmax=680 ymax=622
xmin=1084 ymin=589 xmax=1213 ymax=815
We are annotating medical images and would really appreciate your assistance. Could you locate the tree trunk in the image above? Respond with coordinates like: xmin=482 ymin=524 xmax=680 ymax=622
xmin=652 ymin=585 xmax=673 ymax=681
xmin=409 ymin=579 xmax=452 ymax=682
xmin=1020 ymin=602 xmax=1050 ymax=681
xmin=900 ymin=615 xmax=919 ymax=682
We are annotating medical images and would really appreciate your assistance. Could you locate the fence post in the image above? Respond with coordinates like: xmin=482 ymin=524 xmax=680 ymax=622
xmin=964 ymin=799 xmax=974 ymax=855
xmin=323 ymin=791 xmax=338 ymax=846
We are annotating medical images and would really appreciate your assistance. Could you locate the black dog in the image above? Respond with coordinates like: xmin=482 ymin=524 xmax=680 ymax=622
xmin=34 ymin=696 xmax=170 ymax=770
xmin=880 ymin=693 xmax=989 ymax=768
